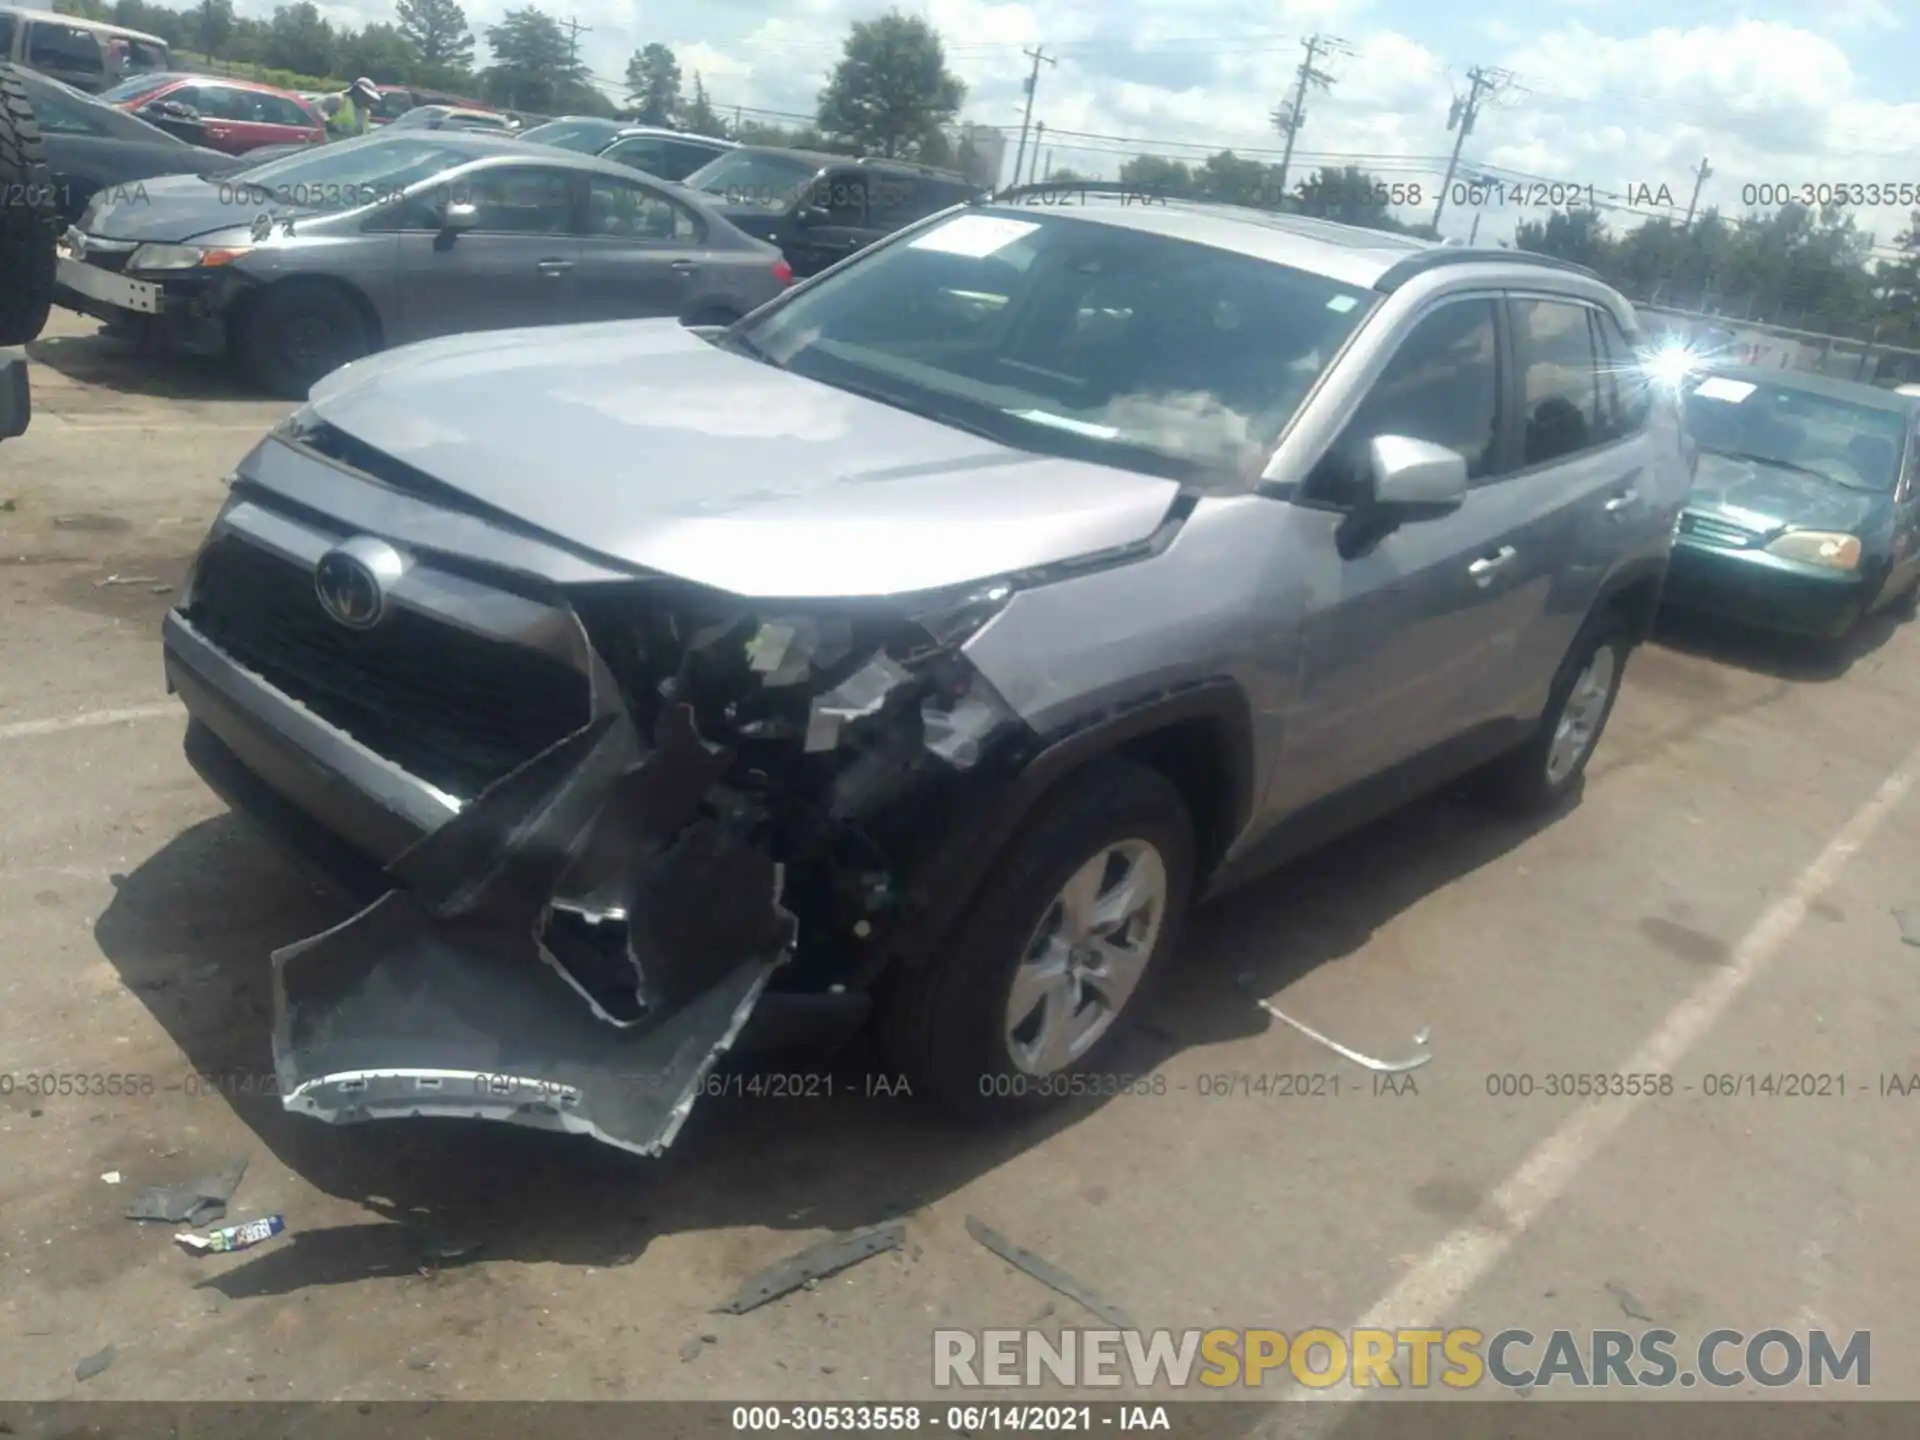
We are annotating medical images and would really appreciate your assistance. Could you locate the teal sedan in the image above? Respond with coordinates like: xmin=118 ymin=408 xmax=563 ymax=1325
xmin=1661 ymin=365 xmax=1920 ymax=641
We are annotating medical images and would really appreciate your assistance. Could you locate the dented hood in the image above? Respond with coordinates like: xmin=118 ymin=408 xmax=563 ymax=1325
xmin=305 ymin=320 xmax=1182 ymax=598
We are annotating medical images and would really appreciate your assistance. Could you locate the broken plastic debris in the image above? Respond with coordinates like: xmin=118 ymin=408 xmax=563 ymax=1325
xmin=804 ymin=655 xmax=915 ymax=752
xmin=714 ymin=1220 xmax=905 ymax=1315
xmin=92 ymin=574 xmax=158 ymax=588
xmin=125 ymin=1156 xmax=248 ymax=1227
xmin=74 ymin=1345 xmax=116 ymax=1381
xmin=1894 ymin=908 xmax=1920 ymax=948
xmin=100 ymin=1172 xmax=121 ymax=1185
xmin=1253 ymin=997 xmax=1433 ymax=1074
xmin=966 ymin=1215 xmax=1134 ymax=1328
xmin=176 ymin=1214 xmax=285 ymax=1253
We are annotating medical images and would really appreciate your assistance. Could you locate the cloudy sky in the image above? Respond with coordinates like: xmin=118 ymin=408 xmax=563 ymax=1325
xmin=311 ymin=0 xmax=1920 ymax=249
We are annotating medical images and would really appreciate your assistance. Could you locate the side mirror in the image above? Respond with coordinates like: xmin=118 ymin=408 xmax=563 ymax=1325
xmin=439 ymin=200 xmax=480 ymax=233
xmin=1367 ymin=435 xmax=1468 ymax=516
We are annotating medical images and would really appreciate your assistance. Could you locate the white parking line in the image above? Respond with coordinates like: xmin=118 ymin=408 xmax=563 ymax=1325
xmin=1273 ymin=731 xmax=1920 ymax=1422
xmin=0 ymin=701 xmax=179 ymax=742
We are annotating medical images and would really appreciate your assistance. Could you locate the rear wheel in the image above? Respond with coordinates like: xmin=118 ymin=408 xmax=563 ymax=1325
xmin=1482 ymin=609 xmax=1631 ymax=815
xmin=878 ymin=759 xmax=1194 ymax=1118
xmin=236 ymin=282 xmax=373 ymax=400
xmin=0 ymin=65 xmax=57 ymax=347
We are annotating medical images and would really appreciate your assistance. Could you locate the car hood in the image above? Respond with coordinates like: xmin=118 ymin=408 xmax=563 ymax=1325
xmin=80 ymin=171 xmax=323 ymax=243
xmin=304 ymin=320 xmax=1182 ymax=599
xmin=1685 ymin=450 xmax=1883 ymax=534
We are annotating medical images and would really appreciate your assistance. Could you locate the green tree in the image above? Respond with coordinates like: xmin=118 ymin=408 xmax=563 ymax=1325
xmin=1118 ymin=154 xmax=1195 ymax=191
xmin=1196 ymin=150 xmax=1278 ymax=206
xmin=1513 ymin=206 xmax=1612 ymax=270
xmin=264 ymin=3 xmax=336 ymax=80
xmin=1292 ymin=165 xmax=1396 ymax=228
xmin=395 ymin=0 xmax=474 ymax=80
xmin=677 ymin=72 xmax=724 ymax=135
xmin=340 ymin=22 xmax=415 ymax=84
xmin=480 ymin=7 xmax=585 ymax=112
xmin=624 ymin=43 xmax=681 ymax=125
xmin=195 ymin=0 xmax=234 ymax=57
xmin=815 ymin=10 xmax=964 ymax=159
xmin=1044 ymin=166 xmax=1087 ymax=182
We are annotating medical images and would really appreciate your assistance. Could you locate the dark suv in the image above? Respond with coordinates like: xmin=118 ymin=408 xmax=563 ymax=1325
xmin=679 ymin=147 xmax=983 ymax=277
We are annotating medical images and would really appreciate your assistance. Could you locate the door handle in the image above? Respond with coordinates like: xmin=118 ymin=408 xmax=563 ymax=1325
xmin=1468 ymin=546 xmax=1517 ymax=585
xmin=670 ymin=259 xmax=699 ymax=271
xmin=537 ymin=259 xmax=574 ymax=275
xmin=1604 ymin=488 xmax=1639 ymax=515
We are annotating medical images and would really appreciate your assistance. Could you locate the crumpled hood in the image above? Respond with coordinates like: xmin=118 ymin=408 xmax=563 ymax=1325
xmin=82 ymin=171 xmax=313 ymax=243
xmin=1686 ymin=451 xmax=1882 ymax=535
xmin=304 ymin=320 xmax=1182 ymax=598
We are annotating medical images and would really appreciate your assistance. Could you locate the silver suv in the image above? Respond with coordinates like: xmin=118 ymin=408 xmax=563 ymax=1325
xmin=161 ymin=187 xmax=1689 ymax=1156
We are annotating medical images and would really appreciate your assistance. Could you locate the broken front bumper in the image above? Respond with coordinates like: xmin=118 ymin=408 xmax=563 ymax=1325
xmin=168 ymin=600 xmax=806 ymax=1158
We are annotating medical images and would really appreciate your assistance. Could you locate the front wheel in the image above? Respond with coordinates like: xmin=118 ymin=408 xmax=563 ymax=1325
xmin=878 ymin=759 xmax=1194 ymax=1118
xmin=236 ymin=282 xmax=372 ymax=400
xmin=1482 ymin=612 xmax=1630 ymax=815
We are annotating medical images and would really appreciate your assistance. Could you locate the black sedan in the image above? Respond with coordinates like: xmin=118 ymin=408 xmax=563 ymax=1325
xmin=1663 ymin=364 xmax=1920 ymax=641
xmin=12 ymin=65 xmax=231 ymax=227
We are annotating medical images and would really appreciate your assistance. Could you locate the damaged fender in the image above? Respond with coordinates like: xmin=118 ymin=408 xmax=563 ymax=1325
xmin=271 ymin=612 xmax=799 ymax=1158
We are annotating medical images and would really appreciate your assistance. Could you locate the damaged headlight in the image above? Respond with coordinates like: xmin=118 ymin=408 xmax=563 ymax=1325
xmin=573 ymin=577 xmax=1024 ymax=776
xmin=126 ymin=242 xmax=253 ymax=272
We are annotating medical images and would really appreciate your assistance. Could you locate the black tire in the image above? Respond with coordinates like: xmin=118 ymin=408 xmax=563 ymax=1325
xmin=235 ymin=282 xmax=373 ymax=400
xmin=878 ymin=758 xmax=1194 ymax=1119
xmin=0 ymin=65 xmax=57 ymax=348
xmin=1481 ymin=608 xmax=1632 ymax=816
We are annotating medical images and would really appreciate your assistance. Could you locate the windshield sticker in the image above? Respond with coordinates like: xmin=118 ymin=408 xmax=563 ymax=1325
xmin=1326 ymin=294 xmax=1359 ymax=312
xmin=1692 ymin=377 xmax=1757 ymax=403
xmin=910 ymin=214 xmax=1041 ymax=259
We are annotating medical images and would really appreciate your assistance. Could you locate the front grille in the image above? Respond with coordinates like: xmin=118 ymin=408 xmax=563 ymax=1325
xmin=1681 ymin=513 xmax=1759 ymax=549
xmin=184 ymin=537 xmax=590 ymax=800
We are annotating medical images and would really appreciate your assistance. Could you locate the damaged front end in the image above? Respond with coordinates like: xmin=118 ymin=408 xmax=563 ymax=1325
xmin=273 ymin=574 xmax=1032 ymax=1157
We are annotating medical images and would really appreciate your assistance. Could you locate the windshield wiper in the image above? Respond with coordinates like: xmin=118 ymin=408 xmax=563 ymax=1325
xmin=1703 ymin=447 xmax=1880 ymax=489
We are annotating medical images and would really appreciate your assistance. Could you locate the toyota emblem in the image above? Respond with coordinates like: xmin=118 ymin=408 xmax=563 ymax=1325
xmin=314 ymin=536 xmax=406 ymax=629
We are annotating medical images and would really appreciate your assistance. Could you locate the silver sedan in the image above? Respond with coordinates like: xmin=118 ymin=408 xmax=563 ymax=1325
xmin=52 ymin=130 xmax=795 ymax=397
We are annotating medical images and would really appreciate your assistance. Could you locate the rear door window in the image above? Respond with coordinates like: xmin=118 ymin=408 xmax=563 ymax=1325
xmin=26 ymin=21 xmax=104 ymax=77
xmin=1513 ymin=296 xmax=1607 ymax=466
xmin=808 ymin=169 xmax=868 ymax=225
xmin=583 ymin=174 xmax=703 ymax=241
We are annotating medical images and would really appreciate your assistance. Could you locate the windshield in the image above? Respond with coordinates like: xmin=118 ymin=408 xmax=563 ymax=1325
xmin=1684 ymin=375 xmax=1908 ymax=492
xmin=684 ymin=149 xmax=820 ymax=208
xmin=97 ymin=72 xmax=173 ymax=103
xmin=519 ymin=118 xmax=619 ymax=152
xmin=219 ymin=134 xmax=482 ymax=207
xmin=729 ymin=207 xmax=1377 ymax=488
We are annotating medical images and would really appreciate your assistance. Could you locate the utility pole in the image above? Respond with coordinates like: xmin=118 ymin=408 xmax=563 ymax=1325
xmin=1432 ymin=65 xmax=1512 ymax=232
xmin=1025 ymin=121 xmax=1046 ymax=186
xmin=561 ymin=16 xmax=591 ymax=71
xmin=1042 ymin=146 xmax=1053 ymax=181
xmin=1009 ymin=45 xmax=1054 ymax=193
xmin=1270 ymin=34 xmax=1349 ymax=207
xmin=1683 ymin=156 xmax=1713 ymax=229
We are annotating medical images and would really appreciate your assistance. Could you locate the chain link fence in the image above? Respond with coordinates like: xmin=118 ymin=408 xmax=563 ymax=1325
xmin=1634 ymin=302 xmax=1920 ymax=388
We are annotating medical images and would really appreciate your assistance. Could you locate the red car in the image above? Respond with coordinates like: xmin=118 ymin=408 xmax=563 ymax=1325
xmin=97 ymin=73 xmax=326 ymax=156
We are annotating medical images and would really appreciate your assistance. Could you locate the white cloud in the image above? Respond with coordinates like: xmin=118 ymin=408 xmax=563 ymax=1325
xmin=284 ymin=0 xmax=1920 ymax=252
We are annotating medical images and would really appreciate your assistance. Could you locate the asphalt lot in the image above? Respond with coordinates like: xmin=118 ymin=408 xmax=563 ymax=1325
xmin=3 ymin=308 xmax=1918 ymax=1419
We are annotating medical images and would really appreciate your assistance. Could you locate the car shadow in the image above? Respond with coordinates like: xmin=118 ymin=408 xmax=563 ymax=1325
xmin=94 ymin=788 xmax=1553 ymax=1299
xmin=1651 ymin=600 xmax=1908 ymax=682
xmin=27 ymin=328 xmax=257 ymax=402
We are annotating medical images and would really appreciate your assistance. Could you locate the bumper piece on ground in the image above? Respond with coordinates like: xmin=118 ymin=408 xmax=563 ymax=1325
xmin=270 ymin=633 xmax=799 ymax=1157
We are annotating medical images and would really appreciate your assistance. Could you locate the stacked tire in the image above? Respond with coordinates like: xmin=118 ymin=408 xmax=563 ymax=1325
xmin=0 ymin=63 xmax=57 ymax=348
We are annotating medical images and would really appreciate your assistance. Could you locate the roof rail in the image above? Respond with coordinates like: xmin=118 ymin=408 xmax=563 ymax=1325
xmin=1372 ymin=246 xmax=1600 ymax=293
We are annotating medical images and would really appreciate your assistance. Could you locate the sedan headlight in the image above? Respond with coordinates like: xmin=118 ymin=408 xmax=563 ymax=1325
xmin=1764 ymin=530 xmax=1862 ymax=572
xmin=126 ymin=242 xmax=251 ymax=272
